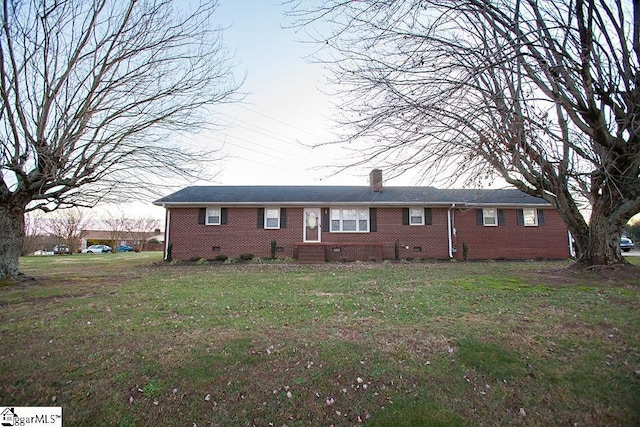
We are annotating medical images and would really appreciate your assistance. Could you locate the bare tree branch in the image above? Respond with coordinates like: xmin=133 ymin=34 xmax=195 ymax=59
xmin=289 ymin=0 xmax=639 ymax=265
xmin=0 ymin=0 xmax=241 ymax=278
xmin=45 ymin=208 xmax=90 ymax=253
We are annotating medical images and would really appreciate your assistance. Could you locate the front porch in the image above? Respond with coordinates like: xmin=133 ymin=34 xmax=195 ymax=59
xmin=294 ymin=242 xmax=384 ymax=263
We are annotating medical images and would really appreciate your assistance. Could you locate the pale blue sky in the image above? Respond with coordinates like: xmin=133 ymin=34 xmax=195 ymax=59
xmin=117 ymin=0 xmax=412 ymax=218
xmin=194 ymin=0 xmax=353 ymax=185
xmin=190 ymin=0 xmax=412 ymax=186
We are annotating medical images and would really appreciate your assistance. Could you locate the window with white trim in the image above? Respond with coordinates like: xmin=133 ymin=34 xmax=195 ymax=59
xmin=265 ymin=208 xmax=280 ymax=229
xmin=206 ymin=207 xmax=221 ymax=225
xmin=483 ymin=208 xmax=497 ymax=226
xmin=330 ymin=208 xmax=369 ymax=232
xmin=522 ymin=208 xmax=538 ymax=226
xmin=410 ymin=208 xmax=424 ymax=225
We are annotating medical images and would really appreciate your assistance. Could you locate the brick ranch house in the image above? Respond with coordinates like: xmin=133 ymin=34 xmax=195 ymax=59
xmin=153 ymin=170 xmax=573 ymax=262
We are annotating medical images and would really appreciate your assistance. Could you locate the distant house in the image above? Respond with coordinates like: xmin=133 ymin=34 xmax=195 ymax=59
xmin=146 ymin=229 xmax=165 ymax=244
xmin=153 ymin=170 xmax=572 ymax=262
xmin=81 ymin=230 xmax=115 ymax=248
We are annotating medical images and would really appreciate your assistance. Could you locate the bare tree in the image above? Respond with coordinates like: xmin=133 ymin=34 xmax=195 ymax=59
xmin=289 ymin=0 xmax=640 ymax=266
xmin=46 ymin=208 xmax=90 ymax=254
xmin=0 ymin=0 xmax=241 ymax=278
xmin=22 ymin=213 xmax=44 ymax=256
xmin=124 ymin=217 xmax=161 ymax=252
xmin=102 ymin=211 xmax=128 ymax=252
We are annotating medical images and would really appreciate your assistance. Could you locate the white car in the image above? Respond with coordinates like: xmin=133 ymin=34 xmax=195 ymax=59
xmin=82 ymin=244 xmax=112 ymax=253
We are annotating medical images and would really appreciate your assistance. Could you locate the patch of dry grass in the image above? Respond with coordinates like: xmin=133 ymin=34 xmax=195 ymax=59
xmin=1 ymin=255 xmax=639 ymax=426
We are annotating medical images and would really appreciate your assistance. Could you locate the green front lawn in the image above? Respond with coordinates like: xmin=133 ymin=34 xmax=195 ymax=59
xmin=1 ymin=254 xmax=639 ymax=426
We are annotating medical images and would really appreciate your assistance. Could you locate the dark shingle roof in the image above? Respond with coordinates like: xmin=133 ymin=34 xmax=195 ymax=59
xmin=154 ymin=186 xmax=549 ymax=207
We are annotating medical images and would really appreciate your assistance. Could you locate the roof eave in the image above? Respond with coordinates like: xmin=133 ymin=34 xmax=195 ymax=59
xmin=153 ymin=201 xmax=551 ymax=208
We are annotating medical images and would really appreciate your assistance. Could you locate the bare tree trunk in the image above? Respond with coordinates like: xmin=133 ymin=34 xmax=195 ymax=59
xmin=0 ymin=201 xmax=26 ymax=278
xmin=571 ymin=221 xmax=624 ymax=265
xmin=585 ymin=223 xmax=624 ymax=265
xmin=584 ymin=196 xmax=627 ymax=265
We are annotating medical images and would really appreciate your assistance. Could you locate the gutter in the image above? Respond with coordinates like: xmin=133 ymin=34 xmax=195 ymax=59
xmin=152 ymin=202 xmax=552 ymax=210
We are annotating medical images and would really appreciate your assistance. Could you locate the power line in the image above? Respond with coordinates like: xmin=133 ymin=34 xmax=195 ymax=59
xmin=221 ymin=131 xmax=316 ymax=164
xmin=216 ymin=112 xmax=323 ymax=150
xmin=235 ymin=104 xmax=321 ymax=138
xmin=223 ymin=136 xmax=311 ymax=165
xmin=216 ymin=115 xmax=300 ymax=147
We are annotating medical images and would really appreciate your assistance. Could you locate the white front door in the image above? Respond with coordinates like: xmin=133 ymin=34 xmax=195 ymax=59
xmin=303 ymin=208 xmax=321 ymax=243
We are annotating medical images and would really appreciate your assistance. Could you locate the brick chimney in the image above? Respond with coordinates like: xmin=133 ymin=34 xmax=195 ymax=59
xmin=369 ymin=169 xmax=383 ymax=192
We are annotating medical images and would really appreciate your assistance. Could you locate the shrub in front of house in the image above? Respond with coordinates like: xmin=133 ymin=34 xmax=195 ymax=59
xmin=239 ymin=253 xmax=254 ymax=261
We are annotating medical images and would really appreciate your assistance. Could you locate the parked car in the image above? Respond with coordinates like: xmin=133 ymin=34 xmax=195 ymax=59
xmin=82 ymin=244 xmax=112 ymax=253
xmin=116 ymin=245 xmax=134 ymax=252
xmin=53 ymin=245 xmax=71 ymax=255
xmin=620 ymin=237 xmax=635 ymax=252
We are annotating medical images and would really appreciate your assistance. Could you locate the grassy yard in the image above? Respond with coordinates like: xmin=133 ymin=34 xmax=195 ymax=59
xmin=1 ymin=253 xmax=639 ymax=426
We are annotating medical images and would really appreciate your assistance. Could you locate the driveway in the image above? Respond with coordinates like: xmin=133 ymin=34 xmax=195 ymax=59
xmin=623 ymin=249 xmax=640 ymax=257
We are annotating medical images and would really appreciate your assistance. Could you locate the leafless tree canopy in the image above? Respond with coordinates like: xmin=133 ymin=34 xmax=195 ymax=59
xmin=290 ymin=0 xmax=640 ymax=264
xmin=0 ymin=0 xmax=239 ymax=212
xmin=124 ymin=216 xmax=161 ymax=251
xmin=0 ymin=0 xmax=240 ymax=278
xmin=46 ymin=208 xmax=90 ymax=253
xmin=98 ymin=212 xmax=161 ymax=251
xmin=22 ymin=212 xmax=44 ymax=255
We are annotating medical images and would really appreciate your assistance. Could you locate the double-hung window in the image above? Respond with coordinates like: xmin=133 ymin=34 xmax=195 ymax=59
xmin=409 ymin=208 xmax=424 ymax=225
xmin=522 ymin=208 xmax=538 ymax=226
xmin=206 ymin=207 xmax=221 ymax=225
xmin=330 ymin=208 xmax=369 ymax=232
xmin=265 ymin=208 xmax=280 ymax=229
xmin=483 ymin=208 xmax=497 ymax=226
xmin=257 ymin=208 xmax=286 ymax=229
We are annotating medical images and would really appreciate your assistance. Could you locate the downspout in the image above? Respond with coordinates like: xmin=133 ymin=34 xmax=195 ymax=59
xmin=448 ymin=204 xmax=456 ymax=258
xmin=164 ymin=208 xmax=171 ymax=261
xmin=568 ymin=229 xmax=575 ymax=258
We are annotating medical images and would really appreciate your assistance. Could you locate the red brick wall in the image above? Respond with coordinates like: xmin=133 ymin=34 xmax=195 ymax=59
xmin=167 ymin=207 xmax=303 ymax=260
xmin=324 ymin=243 xmax=384 ymax=262
xmin=166 ymin=206 xmax=571 ymax=261
xmin=319 ymin=207 xmax=450 ymax=260
xmin=452 ymin=208 xmax=571 ymax=260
